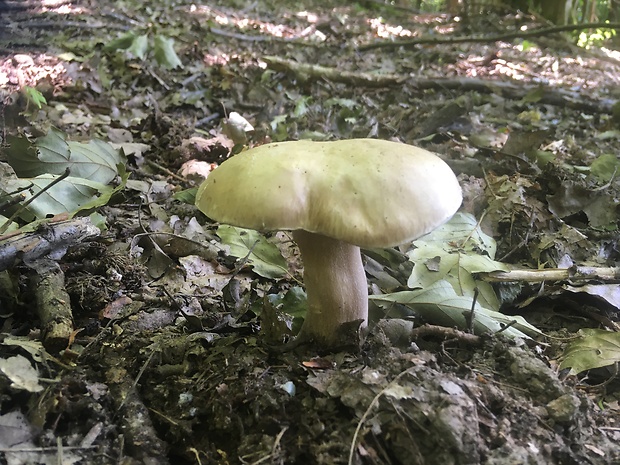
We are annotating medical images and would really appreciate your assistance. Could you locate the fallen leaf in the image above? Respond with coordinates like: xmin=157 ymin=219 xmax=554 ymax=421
xmin=559 ymin=329 xmax=620 ymax=375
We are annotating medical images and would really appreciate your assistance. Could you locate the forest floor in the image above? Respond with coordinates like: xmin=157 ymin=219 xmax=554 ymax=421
xmin=1 ymin=0 xmax=620 ymax=464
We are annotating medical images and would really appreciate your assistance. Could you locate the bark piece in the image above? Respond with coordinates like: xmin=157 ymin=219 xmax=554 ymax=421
xmin=0 ymin=217 xmax=100 ymax=271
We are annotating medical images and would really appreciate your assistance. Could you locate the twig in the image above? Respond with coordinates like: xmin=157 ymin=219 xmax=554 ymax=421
xmin=31 ymin=262 xmax=74 ymax=352
xmin=261 ymin=58 xmax=616 ymax=113
xmin=495 ymin=320 xmax=519 ymax=335
xmin=145 ymin=159 xmax=186 ymax=182
xmin=410 ymin=324 xmax=482 ymax=345
xmin=0 ymin=446 xmax=97 ymax=452
xmin=14 ymin=19 xmax=130 ymax=30
xmin=208 ymin=26 xmax=323 ymax=46
xmin=467 ymin=288 xmax=479 ymax=333
xmin=348 ymin=368 xmax=415 ymax=465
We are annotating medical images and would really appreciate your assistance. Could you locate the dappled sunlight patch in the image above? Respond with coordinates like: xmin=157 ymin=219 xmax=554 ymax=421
xmin=189 ymin=3 xmax=309 ymax=40
xmin=0 ymin=53 xmax=71 ymax=95
xmin=40 ymin=0 xmax=88 ymax=14
xmin=367 ymin=17 xmax=414 ymax=39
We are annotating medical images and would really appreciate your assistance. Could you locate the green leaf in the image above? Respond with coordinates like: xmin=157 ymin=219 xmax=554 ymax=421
xmin=22 ymin=86 xmax=46 ymax=108
xmin=0 ymin=214 xmax=19 ymax=234
xmin=216 ymin=225 xmax=287 ymax=279
xmin=72 ymin=163 xmax=128 ymax=215
xmin=173 ymin=186 xmax=199 ymax=204
xmin=5 ymin=129 xmax=125 ymax=184
xmin=520 ymin=85 xmax=545 ymax=104
xmin=153 ymin=35 xmax=183 ymax=69
xmin=269 ymin=286 xmax=308 ymax=319
xmin=408 ymin=213 xmax=507 ymax=311
xmin=4 ymin=174 xmax=114 ymax=219
xmin=104 ymin=31 xmax=137 ymax=51
xmin=370 ymin=280 xmax=541 ymax=339
xmin=590 ymin=153 xmax=620 ymax=183
xmin=292 ymin=95 xmax=312 ymax=117
xmin=415 ymin=212 xmax=499 ymax=257
xmin=324 ymin=97 xmax=359 ymax=109
xmin=65 ymin=138 xmax=125 ymax=183
xmin=129 ymin=34 xmax=149 ymax=60
xmin=520 ymin=40 xmax=536 ymax=51
xmin=559 ymin=329 xmax=620 ymax=375
xmin=4 ymin=135 xmax=40 ymax=174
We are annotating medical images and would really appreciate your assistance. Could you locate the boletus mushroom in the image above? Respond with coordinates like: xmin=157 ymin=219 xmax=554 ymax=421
xmin=195 ymin=139 xmax=462 ymax=347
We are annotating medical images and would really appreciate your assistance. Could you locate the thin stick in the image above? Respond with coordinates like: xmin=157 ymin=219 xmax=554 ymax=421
xmin=359 ymin=22 xmax=620 ymax=51
xmin=348 ymin=368 xmax=414 ymax=465
xmin=0 ymin=168 xmax=71 ymax=234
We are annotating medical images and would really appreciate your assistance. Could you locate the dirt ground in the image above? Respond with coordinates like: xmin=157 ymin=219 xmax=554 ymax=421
xmin=1 ymin=0 xmax=620 ymax=464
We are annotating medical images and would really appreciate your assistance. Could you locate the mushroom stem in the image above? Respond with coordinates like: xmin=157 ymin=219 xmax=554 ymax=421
xmin=292 ymin=230 xmax=368 ymax=346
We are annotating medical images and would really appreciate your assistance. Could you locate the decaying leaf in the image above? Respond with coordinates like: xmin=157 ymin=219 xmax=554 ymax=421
xmin=562 ymin=283 xmax=620 ymax=314
xmin=547 ymin=182 xmax=617 ymax=229
xmin=559 ymin=329 xmax=620 ymax=375
xmin=0 ymin=355 xmax=44 ymax=392
xmin=0 ymin=410 xmax=33 ymax=448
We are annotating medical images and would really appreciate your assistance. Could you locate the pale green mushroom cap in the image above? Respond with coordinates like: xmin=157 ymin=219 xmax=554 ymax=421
xmin=196 ymin=139 xmax=462 ymax=248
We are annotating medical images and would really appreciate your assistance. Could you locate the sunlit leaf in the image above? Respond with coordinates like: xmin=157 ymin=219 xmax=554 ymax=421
xmin=520 ymin=40 xmax=536 ymax=51
xmin=216 ymin=225 xmax=287 ymax=279
xmin=559 ymin=329 xmax=620 ymax=375
xmin=223 ymin=112 xmax=254 ymax=145
xmin=407 ymin=213 xmax=507 ymax=310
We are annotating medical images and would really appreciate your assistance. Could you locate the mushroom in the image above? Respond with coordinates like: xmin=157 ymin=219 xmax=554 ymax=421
xmin=195 ymin=139 xmax=462 ymax=347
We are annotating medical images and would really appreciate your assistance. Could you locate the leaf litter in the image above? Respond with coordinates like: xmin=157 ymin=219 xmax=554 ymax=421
xmin=0 ymin=0 xmax=619 ymax=464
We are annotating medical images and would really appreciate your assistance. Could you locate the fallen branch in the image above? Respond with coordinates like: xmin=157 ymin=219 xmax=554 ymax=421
xmin=263 ymin=56 xmax=405 ymax=87
xmin=480 ymin=266 xmax=620 ymax=284
xmin=358 ymin=22 xmax=620 ymax=51
xmin=30 ymin=262 xmax=75 ymax=352
xmin=262 ymin=56 xmax=616 ymax=113
xmin=1 ymin=218 xmax=101 ymax=352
